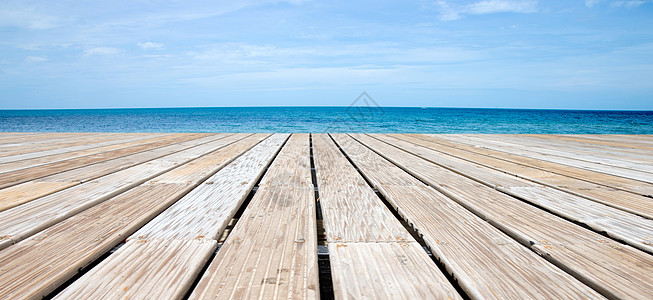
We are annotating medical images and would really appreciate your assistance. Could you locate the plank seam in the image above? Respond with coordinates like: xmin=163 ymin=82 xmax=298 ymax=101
xmin=329 ymin=133 xmax=471 ymax=300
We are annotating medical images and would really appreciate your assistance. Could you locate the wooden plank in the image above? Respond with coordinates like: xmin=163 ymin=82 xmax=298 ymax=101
xmin=0 ymin=133 xmax=156 ymax=163
xmin=0 ymin=133 xmax=229 ymax=212
xmin=370 ymin=134 xmax=653 ymax=254
xmin=130 ymin=134 xmax=288 ymax=241
xmin=349 ymin=134 xmax=653 ymax=299
xmin=0 ymin=134 xmax=270 ymax=299
xmin=0 ymin=132 xmax=67 ymax=144
xmin=0 ymin=133 xmax=180 ymax=174
xmin=395 ymin=134 xmax=653 ymax=219
xmin=329 ymin=243 xmax=459 ymax=299
xmin=312 ymin=134 xmax=461 ymax=299
xmin=55 ymin=134 xmax=289 ymax=299
xmin=0 ymin=133 xmax=249 ymax=250
xmin=523 ymin=134 xmax=653 ymax=154
xmin=481 ymin=134 xmax=653 ymax=169
xmin=190 ymin=187 xmax=318 ymax=300
xmin=56 ymin=239 xmax=216 ymax=299
xmin=0 ymin=133 xmax=122 ymax=155
xmin=443 ymin=134 xmax=653 ymax=184
xmin=0 ymin=133 xmax=210 ymax=189
xmin=313 ymin=134 xmax=411 ymax=243
xmin=527 ymin=134 xmax=653 ymax=151
xmin=190 ymin=133 xmax=319 ymax=300
xmin=258 ymin=134 xmax=312 ymax=188
xmin=333 ymin=134 xmax=602 ymax=299
xmin=429 ymin=134 xmax=653 ymax=197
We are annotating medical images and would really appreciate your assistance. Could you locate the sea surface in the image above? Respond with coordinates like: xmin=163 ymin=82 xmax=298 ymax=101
xmin=0 ymin=107 xmax=652 ymax=134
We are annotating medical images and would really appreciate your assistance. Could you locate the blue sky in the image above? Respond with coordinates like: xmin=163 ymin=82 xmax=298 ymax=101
xmin=1 ymin=0 xmax=652 ymax=109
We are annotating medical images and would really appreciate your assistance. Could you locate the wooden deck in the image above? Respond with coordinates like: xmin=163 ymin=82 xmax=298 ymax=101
xmin=0 ymin=133 xmax=651 ymax=299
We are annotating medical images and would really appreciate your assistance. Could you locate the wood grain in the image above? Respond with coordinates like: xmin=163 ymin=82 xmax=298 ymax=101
xmin=190 ymin=133 xmax=318 ymax=300
xmin=396 ymin=133 xmax=653 ymax=219
xmin=334 ymin=134 xmax=602 ymax=300
xmin=0 ymin=135 xmax=269 ymax=299
xmin=350 ymin=133 xmax=653 ymax=299
xmin=312 ymin=134 xmax=461 ymax=299
xmin=368 ymin=134 xmax=653 ymax=253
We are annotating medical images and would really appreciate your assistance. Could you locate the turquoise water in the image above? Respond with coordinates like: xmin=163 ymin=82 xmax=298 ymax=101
xmin=0 ymin=107 xmax=651 ymax=133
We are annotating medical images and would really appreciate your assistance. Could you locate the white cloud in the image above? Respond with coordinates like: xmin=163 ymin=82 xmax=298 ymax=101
xmin=436 ymin=0 xmax=538 ymax=21
xmin=84 ymin=47 xmax=122 ymax=56
xmin=25 ymin=56 xmax=48 ymax=63
xmin=138 ymin=42 xmax=164 ymax=50
xmin=0 ymin=5 xmax=61 ymax=29
xmin=434 ymin=0 xmax=462 ymax=21
xmin=467 ymin=0 xmax=537 ymax=14
xmin=612 ymin=0 xmax=649 ymax=8
xmin=585 ymin=0 xmax=602 ymax=7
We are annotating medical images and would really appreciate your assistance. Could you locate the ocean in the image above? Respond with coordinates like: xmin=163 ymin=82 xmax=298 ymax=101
xmin=0 ymin=107 xmax=651 ymax=134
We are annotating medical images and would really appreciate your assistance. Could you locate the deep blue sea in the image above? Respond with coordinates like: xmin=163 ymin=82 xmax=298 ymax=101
xmin=0 ymin=107 xmax=651 ymax=134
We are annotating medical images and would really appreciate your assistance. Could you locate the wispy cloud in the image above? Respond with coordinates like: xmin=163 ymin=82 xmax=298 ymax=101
xmin=612 ymin=0 xmax=649 ymax=8
xmin=436 ymin=0 xmax=538 ymax=21
xmin=585 ymin=0 xmax=602 ymax=8
xmin=25 ymin=56 xmax=48 ymax=63
xmin=83 ymin=47 xmax=122 ymax=56
xmin=138 ymin=42 xmax=164 ymax=50
xmin=0 ymin=4 xmax=61 ymax=29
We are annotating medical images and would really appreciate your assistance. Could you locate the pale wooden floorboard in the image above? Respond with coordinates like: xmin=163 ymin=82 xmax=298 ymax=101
xmin=397 ymin=134 xmax=653 ymax=219
xmin=432 ymin=134 xmax=653 ymax=197
xmin=522 ymin=134 xmax=653 ymax=156
xmin=0 ymin=133 xmax=122 ymax=155
xmin=369 ymin=134 xmax=653 ymax=253
xmin=0 ymin=133 xmax=650 ymax=299
xmin=444 ymin=134 xmax=653 ymax=183
xmin=0 ymin=133 xmax=209 ymax=188
xmin=0 ymin=133 xmax=228 ymax=212
xmin=190 ymin=134 xmax=319 ymax=300
xmin=0 ymin=134 xmax=269 ymax=299
xmin=334 ymin=134 xmax=602 ymax=300
xmin=0 ymin=133 xmax=249 ymax=250
xmin=0 ymin=133 xmax=156 ymax=163
xmin=479 ymin=134 xmax=653 ymax=170
xmin=55 ymin=134 xmax=288 ymax=299
xmin=312 ymin=133 xmax=461 ymax=299
xmin=351 ymin=134 xmax=653 ymax=299
xmin=532 ymin=134 xmax=653 ymax=150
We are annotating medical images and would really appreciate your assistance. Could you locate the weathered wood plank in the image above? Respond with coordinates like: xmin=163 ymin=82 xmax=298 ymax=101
xmin=0 ymin=133 xmax=180 ymax=174
xmin=0 ymin=133 xmax=249 ymax=250
xmin=333 ymin=134 xmax=602 ymax=300
xmin=429 ymin=134 xmax=653 ymax=197
xmin=523 ymin=134 xmax=653 ymax=154
xmin=0 ymin=133 xmax=123 ymax=156
xmin=0 ymin=133 xmax=157 ymax=163
xmin=0 ymin=134 xmax=270 ymax=299
xmin=443 ymin=134 xmax=653 ymax=183
xmin=0 ymin=133 xmax=230 ymax=212
xmin=55 ymin=134 xmax=289 ymax=299
xmin=395 ymin=134 xmax=653 ymax=219
xmin=130 ymin=134 xmax=288 ymax=241
xmin=56 ymin=239 xmax=216 ymax=299
xmin=351 ymin=134 xmax=653 ymax=299
xmin=190 ymin=133 xmax=319 ymax=300
xmin=544 ymin=134 xmax=653 ymax=149
xmin=329 ymin=242 xmax=459 ymax=299
xmin=480 ymin=134 xmax=653 ymax=170
xmin=370 ymin=134 xmax=653 ymax=253
xmin=0 ymin=133 xmax=210 ymax=189
xmin=312 ymin=134 xmax=461 ymax=299
xmin=190 ymin=187 xmax=318 ymax=300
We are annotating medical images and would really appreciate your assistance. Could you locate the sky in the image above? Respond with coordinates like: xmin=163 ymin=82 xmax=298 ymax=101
xmin=0 ymin=0 xmax=652 ymax=110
